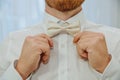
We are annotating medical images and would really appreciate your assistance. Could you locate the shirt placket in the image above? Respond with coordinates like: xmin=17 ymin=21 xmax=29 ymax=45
xmin=58 ymin=33 xmax=68 ymax=80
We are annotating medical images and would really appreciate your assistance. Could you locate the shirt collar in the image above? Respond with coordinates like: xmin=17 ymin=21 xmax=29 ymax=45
xmin=43 ymin=10 xmax=87 ymax=26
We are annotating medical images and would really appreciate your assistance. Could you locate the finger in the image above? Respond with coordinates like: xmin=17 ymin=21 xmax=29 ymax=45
xmin=77 ymin=40 xmax=89 ymax=55
xmin=38 ymin=43 xmax=50 ymax=64
xmin=80 ymin=51 xmax=88 ymax=60
xmin=80 ymin=34 xmax=99 ymax=40
xmin=36 ymin=55 xmax=42 ymax=70
xmin=76 ymin=44 xmax=84 ymax=54
xmin=42 ymin=50 xmax=50 ymax=64
xmin=35 ymin=41 xmax=50 ymax=54
xmin=73 ymin=31 xmax=92 ymax=43
xmin=35 ymin=34 xmax=53 ymax=47
xmin=42 ymin=54 xmax=50 ymax=64
xmin=73 ymin=31 xmax=102 ymax=43
xmin=80 ymin=32 xmax=104 ymax=40
xmin=39 ymin=34 xmax=54 ymax=47
xmin=76 ymin=44 xmax=88 ymax=60
xmin=33 ymin=37 xmax=54 ymax=49
xmin=38 ymin=42 xmax=50 ymax=51
xmin=77 ymin=37 xmax=93 ymax=45
xmin=73 ymin=31 xmax=90 ymax=43
xmin=73 ymin=32 xmax=82 ymax=43
xmin=34 ymin=37 xmax=48 ymax=43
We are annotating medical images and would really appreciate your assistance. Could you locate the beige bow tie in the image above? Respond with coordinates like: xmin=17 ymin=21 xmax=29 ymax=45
xmin=47 ymin=21 xmax=81 ymax=37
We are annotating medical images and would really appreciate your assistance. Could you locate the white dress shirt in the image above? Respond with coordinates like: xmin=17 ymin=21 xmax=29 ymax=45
xmin=1 ymin=11 xmax=120 ymax=80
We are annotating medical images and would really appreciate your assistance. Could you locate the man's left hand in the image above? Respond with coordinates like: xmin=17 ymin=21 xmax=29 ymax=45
xmin=73 ymin=31 xmax=111 ymax=73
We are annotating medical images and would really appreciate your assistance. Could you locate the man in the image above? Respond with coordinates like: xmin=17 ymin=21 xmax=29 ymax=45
xmin=0 ymin=0 xmax=120 ymax=80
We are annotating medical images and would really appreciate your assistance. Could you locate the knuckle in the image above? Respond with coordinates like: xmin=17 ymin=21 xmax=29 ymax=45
xmin=37 ymin=44 xmax=43 ymax=48
xmin=41 ymin=33 xmax=47 ymax=36
xmin=92 ymin=38 xmax=99 ymax=45
xmin=36 ymin=45 xmax=43 ymax=52
xmin=25 ymin=36 xmax=33 ymax=42
xmin=100 ymin=35 xmax=105 ymax=40
xmin=31 ymin=43 xmax=38 ymax=49
xmin=94 ymin=33 xmax=105 ymax=42
xmin=37 ymin=44 xmax=50 ymax=52
xmin=93 ymin=35 xmax=105 ymax=45
xmin=98 ymin=35 xmax=105 ymax=41
xmin=44 ymin=39 xmax=48 ymax=43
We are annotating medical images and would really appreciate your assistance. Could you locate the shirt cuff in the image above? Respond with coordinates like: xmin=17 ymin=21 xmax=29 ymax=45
xmin=102 ymin=55 xmax=120 ymax=80
xmin=1 ymin=61 xmax=31 ymax=80
xmin=91 ymin=55 xmax=120 ymax=80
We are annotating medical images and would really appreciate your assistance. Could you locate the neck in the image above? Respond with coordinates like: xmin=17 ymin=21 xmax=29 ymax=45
xmin=45 ymin=5 xmax=82 ymax=21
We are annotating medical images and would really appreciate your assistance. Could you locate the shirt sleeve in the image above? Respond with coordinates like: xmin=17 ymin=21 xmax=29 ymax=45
xmin=0 ymin=61 xmax=31 ymax=80
xmin=0 ymin=34 xmax=31 ymax=80
xmin=102 ymin=55 xmax=120 ymax=80
xmin=91 ymin=55 xmax=120 ymax=80
xmin=103 ymin=37 xmax=120 ymax=80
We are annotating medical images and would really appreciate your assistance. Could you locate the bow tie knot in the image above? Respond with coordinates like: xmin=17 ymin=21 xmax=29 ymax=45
xmin=47 ymin=21 xmax=81 ymax=37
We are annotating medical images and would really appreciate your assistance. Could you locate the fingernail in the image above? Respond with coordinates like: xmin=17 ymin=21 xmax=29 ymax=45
xmin=43 ymin=56 xmax=48 ymax=61
xmin=43 ymin=60 xmax=48 ymax=64
xmin=51 ymin=47 xmax=54 ymax=49
xmin=51 ymin=41 xmax=54 ymax=46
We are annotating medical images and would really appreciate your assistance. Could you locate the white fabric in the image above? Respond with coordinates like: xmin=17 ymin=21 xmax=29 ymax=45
xmin=1 ymin=11 xmax=120 ymax=80
xmin=0 ymin=61 xmax=23 ymax=80
xmin=0 ymin=61 xmax=31 ymax=80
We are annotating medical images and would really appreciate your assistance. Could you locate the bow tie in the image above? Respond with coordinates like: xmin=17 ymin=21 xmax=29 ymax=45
xmin=47 ymin=21 xmax=81 ymax=37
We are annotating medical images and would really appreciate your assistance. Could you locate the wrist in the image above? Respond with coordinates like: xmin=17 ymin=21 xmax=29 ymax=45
xmin=97 ymin=54 xmax=111 ymax=73
xmin=15 ymin=62 xmax=31 ymax=80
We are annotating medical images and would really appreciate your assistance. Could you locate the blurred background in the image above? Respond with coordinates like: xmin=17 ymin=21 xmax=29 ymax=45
xmin=0 ymin=0 xmax=120 ymax=42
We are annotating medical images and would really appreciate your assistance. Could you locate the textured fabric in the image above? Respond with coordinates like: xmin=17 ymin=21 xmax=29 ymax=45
xmin=1 ymin=11 xmax=120 ymax=80
xmin=47 ymin=21 xmax=80 ymax=37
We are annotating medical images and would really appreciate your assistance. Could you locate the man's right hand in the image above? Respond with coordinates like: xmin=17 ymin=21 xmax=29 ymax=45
xmin=15 ymin=34 xmax=53 ymax=80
